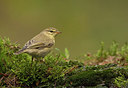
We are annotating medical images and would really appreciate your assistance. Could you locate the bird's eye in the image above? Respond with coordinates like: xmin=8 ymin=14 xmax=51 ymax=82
xmin=50 ymin=31 xmax=54 ymax=32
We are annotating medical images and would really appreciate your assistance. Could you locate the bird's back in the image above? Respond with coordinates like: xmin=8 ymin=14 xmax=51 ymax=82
xmin=24 ymin=32 xmax=55 ymax=49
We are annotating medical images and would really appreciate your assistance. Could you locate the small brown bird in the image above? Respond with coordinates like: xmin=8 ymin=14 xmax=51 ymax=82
xmin=15 ymin=27 xmax=61 ymax=58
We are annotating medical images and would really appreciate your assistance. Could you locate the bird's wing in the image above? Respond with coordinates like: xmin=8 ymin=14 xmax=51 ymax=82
xmin=28 ymin=42 xmax=54 ymax=49
xmin=24 ymin=39 xmax=35 ymax=48
xmin=15 ymin=40 xmax=54 ymax=55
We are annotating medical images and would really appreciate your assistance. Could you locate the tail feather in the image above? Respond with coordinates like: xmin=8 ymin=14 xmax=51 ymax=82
xmin=14 ymin=46 xmax=27 ymax=55
xmin=14 ymin=49 xmax=24 ymax=55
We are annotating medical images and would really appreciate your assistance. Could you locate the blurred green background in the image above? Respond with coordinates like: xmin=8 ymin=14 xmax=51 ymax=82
xmin=0 ymin=0 xmax=128 ymax=58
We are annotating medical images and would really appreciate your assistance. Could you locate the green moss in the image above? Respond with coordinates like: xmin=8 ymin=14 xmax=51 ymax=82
xmin=114 ymin=76 xmax=128 ymax=88
xmin=0 ymin=37 xmax=128 ymax=87
xmin=67 ymin=65 xmax=128 ymax=87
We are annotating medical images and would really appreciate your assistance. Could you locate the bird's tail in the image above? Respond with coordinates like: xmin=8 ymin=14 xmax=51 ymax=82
xmin=14 ymin=49 xmax=24 ymax=55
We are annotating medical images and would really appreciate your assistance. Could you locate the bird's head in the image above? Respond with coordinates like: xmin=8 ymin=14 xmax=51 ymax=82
xmin=43 ymin=27 xmax=61 ymax=37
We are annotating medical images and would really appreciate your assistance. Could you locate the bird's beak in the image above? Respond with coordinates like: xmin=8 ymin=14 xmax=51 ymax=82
xmin=56 ymin=31 xmax=61 ymax=34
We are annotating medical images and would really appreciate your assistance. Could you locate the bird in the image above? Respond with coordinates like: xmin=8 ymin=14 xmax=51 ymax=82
xmin=14 ymin=27 xmax=61 ymax=59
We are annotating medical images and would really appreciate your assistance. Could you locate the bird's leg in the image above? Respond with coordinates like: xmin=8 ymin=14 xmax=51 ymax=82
xmin=39 ymin=57 xmax=45 ymax=63
xmin=32 ymin=56 xmax=34 ymax=62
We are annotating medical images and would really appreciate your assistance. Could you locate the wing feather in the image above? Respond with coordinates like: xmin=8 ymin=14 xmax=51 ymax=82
xmin=29 ymin=42 xmax=54 ymax=49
